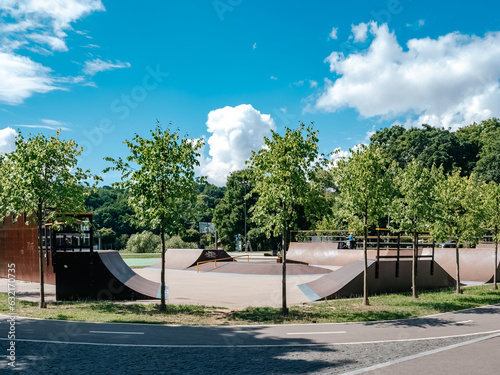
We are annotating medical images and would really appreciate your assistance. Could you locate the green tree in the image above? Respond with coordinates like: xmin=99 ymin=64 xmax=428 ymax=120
xmin=371 ymin=124 xmax=469 ymax=174
xmin=213 ymin=169 xmax=258 ymax=251
xmin=97 ymin=227 xmax=116 ymax=249
xmin=483 ymin=181 xmax=500 ymax=289
xmin=0 ymin=130 xmax=98 ymax=308
xmin=390 ymin=160 xmax=442 ymax=299
xmin=105 ymin=122 xmax=204 ymax=311
xmin=457 ymin=118 xmax=500 ymax=182
xmin=248 ymin=122 xmax=328 ymax=315
xmin=126 ymin=231 xmax=162 ymax=253
xmin=85 ymin=186 xmax=137 ymax=248
xmin=332 ymin=144 xmax=391 ymax=306
xmin=433 ymin=171 xmax=484 ymax=294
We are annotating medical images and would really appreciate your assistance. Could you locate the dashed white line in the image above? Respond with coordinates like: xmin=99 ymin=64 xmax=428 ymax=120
xmin=89 ymin=331 xmax=144 ymax=335
xmin=287 ymin=331 xmax=347 ymax=335
xmin=453 ymin=320 xmax=473 ymax=324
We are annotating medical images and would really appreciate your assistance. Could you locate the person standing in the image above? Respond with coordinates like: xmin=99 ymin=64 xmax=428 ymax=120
xmin=349 ymin=233 xmax=355 ymax=249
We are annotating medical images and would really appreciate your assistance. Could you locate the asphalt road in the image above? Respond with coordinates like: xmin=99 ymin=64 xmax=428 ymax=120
xmin=1 ymin=304 xmax=500 ymax=374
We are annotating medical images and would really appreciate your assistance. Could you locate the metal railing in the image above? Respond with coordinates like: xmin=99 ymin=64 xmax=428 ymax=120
xmin=197 ymin=254 xmax=250 ymax=273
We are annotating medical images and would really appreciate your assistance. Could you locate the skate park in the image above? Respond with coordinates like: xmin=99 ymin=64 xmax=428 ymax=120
xmin=1 ymin=216 xmax=499 ymax=308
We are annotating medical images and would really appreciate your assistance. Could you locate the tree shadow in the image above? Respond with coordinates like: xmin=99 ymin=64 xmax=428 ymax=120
xmin=12 ymin=319 xmax=357 ymax=374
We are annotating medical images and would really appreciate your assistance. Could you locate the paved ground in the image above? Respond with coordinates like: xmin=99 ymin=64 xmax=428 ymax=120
xmin=1 ymin=304 xmax=499 ymax=374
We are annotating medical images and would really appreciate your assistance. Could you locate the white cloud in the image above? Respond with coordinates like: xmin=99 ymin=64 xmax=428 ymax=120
xmin=292 ymin=80 xmax=304 ymax=87
xmin=270 ymin=75 xmax=278 ymax=80
xmin=82 ymin=58 xmax=131 ymax=75
xmin=199 ymin=104 xmax=276 ymax=186
xmin=0 ymin=127 xmax=17 ymax=153
xmin=329 ymin=27 xmax=338 ymax=40
xmin=253 ymin=42 xmax=257 ymax=49
xmin=42 ymin=119 xmax=68 ymax=126
xmin=351 ymin=22 xmax=369 ymax=43
xmin=0 ymin=52 xmax=60 ymax=104
xmin=15 ymin=124 xmax=70 ymax=131
xmin=316 ymin=23 xmax=500 ymax=130
xmin=0 ymin=1 xmax=105 ymax=105
xmin=309 ymin=80 xmax=318 ymax=88
xmin=0 ymin=0 xmax=105 ymax=52
xmin=418 ymin=19 xmax=425 ymax=27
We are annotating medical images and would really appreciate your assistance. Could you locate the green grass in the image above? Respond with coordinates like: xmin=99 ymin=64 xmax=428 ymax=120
xmin=118 ymin=252 xmax=161 ymax=259
xmin=231 ymin=286 xmax=500 ymax=324
xmin=1 ymin=285 xmax=499 ymax=325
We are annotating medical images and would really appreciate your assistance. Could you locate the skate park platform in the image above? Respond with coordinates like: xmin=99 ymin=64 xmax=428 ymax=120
xmin=288 ymin=242 xmax=500 ymax=283
xmin=34 ymin=242 xmax=499 ymax=307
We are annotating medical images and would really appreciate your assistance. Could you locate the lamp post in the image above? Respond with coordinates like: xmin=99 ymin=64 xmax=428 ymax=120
xmin=241 ymin=180 xmax=248 ymax=252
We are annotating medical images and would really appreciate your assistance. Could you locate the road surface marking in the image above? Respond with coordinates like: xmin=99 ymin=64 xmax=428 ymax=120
xmin=454 ymin=320 xmax=473 ymax=324
xmin=341 ymin=332 xmax=500 ymax=375
xmin=89 ymin=331 xmax=144 ymax=335
xmin=287 ymin=331 xmax=347 ymax=335
xmin=3 ymin=329 xmax=499 ymax=348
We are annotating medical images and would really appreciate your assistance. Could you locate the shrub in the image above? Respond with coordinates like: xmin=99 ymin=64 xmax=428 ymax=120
xmin=165 ymin=235 xmax=198 ymax=249
xmin=126 ymin=231 xmax=163 ymax=253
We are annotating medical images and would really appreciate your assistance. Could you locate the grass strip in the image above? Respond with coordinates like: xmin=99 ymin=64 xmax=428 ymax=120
xmin=1 ymin=285 xmax=499 ymax=326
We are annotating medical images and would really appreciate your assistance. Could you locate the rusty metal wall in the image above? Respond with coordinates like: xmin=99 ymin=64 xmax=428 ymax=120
xmin=0 ymin=216 xmax=55 ymax=284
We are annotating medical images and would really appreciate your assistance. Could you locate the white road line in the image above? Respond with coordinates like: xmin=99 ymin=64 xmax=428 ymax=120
xmin=287 ymin=331 xmax=347 ymax=335
xmin=454 ymin=320 xmax=473 ymax=324
xmin=2 ymin=329 xmax=500 ymax=348
xmin=89 ymin=331 xmax=144 ymax=335
xmin=340 ymin=331 xmax=500 ymax=375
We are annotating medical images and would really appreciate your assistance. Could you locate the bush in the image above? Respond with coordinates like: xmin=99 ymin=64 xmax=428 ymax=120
xmin=181 ymin=228 xmax=201 ymax=243
xmin=126 ymin=231 xmax=163 ymax=253
xmin=165 ymin=235 xmax=198 ymax=249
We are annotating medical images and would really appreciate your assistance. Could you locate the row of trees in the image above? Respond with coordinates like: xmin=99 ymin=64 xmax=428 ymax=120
xmin=1 ymin=118 xmax=499 ymax=313
xmin=334 ymin=145 xmax=499 ymax=307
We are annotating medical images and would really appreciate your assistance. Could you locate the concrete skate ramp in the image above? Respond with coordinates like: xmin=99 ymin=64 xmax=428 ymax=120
xmin=287 ymin=242 xmax=415 ymax=266
xmin=421 ymin=248 xmax=500 ymax=283
xmin=298 ymin=259 xmax=455 ymax=301
xmin=152 ymin=249 xmax=233 ymax=270
xmin=193 ymin=262 xmax=332 ymax=275
xmin=55 ymin=251 xmax=162 ymax=301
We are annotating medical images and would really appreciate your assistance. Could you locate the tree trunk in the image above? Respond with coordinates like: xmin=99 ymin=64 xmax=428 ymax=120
xmin=37 ymin=203 xmax=46 ymax=309
xmin=494 ymin=225 xmax=498 ymax=290
xmin=363 ymin=215 xmax=370 ymax=306
xmin=412 ymin=229 xmax=418 ymax=299
xmin=281 ymin=224 xmax=289 ymax=316
xmin=455 ymin=242 xmax=462 ymax=294
xmin=160 ymin=224 xmax=166 ymax=311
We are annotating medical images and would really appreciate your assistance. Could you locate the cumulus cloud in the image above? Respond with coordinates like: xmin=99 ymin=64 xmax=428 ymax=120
xmin=329 ymin=27 xmax=338 ymax=40
xmin=199 ymin=104 xmax=276 ymax=186
xmin=0 ymin=127 xmax=17 ymax=154
xmin=351 ymin=22 xmax=368 ymax=43
xmin=0 ymin=1 xmax=105 ymax=105
xmin=82 ymin=58 xmax=131 ymax=75
xmin=316 ymin=22 xmax=500 ymax=130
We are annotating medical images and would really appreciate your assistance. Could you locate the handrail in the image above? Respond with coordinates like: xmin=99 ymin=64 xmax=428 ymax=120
xmin=197 ymin=254 xmax=249 ymax=273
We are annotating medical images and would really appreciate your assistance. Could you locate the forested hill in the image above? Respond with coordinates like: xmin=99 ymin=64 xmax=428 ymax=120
xmin=370 ymin=118 xmax=500 ymax=182
xmin=85 ymin=183 xmax=225 ymax=249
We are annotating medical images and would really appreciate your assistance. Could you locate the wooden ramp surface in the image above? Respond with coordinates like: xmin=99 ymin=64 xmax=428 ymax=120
xmin=98 ymin=251 xmax=162 ymax=299
xmin=152 ymin=249 xmax=232 ymax=270
xmin=299 ymin=260 xmax=455 ymax=301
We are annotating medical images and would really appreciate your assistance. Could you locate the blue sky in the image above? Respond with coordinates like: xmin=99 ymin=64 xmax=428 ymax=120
xmin=1 ymin=0 xmax=500 ymax=186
